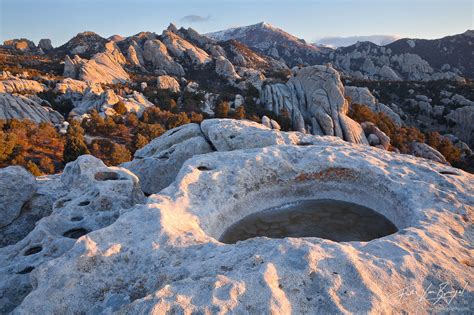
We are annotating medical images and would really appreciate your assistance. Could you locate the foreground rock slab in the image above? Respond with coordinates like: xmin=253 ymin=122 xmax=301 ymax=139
xmin=13 ymin=134 xmax=474 ymax=313
xmin=0 ymin=156 xmax=145 ymax=313
xmin=0 ymin=167 xmax=37 ymax=229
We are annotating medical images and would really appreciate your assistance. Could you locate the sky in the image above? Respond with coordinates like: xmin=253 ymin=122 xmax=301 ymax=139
xmin=0 ymin=0 xmax=473 ymax=47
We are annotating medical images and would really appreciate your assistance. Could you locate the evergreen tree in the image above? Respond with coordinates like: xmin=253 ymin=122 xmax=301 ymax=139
xmin=63 ymin=120 xmax=90 ymax=163
xmin=215 ymin=101 xmax=230 ymax=118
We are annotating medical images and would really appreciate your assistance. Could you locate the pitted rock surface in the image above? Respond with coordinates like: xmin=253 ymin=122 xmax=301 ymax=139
xmin=5 ymin=123 xmax=473 ymax=314
xmin=0 ymin=156 xmax=145 ymax=313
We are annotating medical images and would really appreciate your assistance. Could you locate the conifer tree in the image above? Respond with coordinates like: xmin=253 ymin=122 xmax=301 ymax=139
xmin=63 ymin=120 xmax=90 ymax=163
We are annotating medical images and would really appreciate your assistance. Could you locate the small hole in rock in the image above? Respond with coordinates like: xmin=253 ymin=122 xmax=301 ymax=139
xmin=229 ymin=135 xmax=236 ymax=139
xmin=78 ymin=201 xmax=90 ymax=206
xmin=17 ymin=266 xmax=34 ymax=274
xmin=197 ymin=166 xmax=212 ymax=171
xmin=63 ymin=228 xmax=89 ymax=239
xmin=24 ymin=246 xmax=42 ymax=256
xmin=95 ymin=172 xmax=120 ymax=181
xmin=71 ymin=216 xmax=83 ymax=222
xmin=297 ymin=142 xmax=313 ymax=146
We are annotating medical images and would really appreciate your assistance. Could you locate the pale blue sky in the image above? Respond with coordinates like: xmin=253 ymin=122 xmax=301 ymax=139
xmin=1 ymin=0 xmax=473 ymax=47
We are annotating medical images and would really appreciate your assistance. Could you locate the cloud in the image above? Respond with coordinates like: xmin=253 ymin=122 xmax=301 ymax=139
xmin=180 ymin=15 xmax=211 ymax=23
xmin=314 ymin=35 xmax=402 ymax=48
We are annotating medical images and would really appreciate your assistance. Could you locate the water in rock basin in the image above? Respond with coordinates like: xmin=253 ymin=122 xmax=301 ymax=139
xmin=220 ymin=199 xmax=398 ymax=243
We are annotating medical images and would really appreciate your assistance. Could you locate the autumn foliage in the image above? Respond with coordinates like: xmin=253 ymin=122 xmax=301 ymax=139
xmin=348 ymin=104 xmax=461 ymax=164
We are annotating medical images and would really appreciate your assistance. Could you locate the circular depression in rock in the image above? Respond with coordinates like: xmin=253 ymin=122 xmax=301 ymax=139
xmin=219 ymin=199 xmax=398 ymax=243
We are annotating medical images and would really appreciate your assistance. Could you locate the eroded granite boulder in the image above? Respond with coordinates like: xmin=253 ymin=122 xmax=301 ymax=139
xmin=0 ymin=167 xmax=36 ymax=228
xmin=260 ymin=65 xmax=368 ymax=144
xmin=0 ymin=93 xmax=63 ymax=124
xmin=12 ymin=134 xmax=474 ymax=314
xmin=0 ymin=156 xmax=145 ymax=313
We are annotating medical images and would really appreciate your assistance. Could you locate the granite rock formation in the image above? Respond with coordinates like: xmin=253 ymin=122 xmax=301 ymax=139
xmin=2 ymin=122 xmax=471 ymax=314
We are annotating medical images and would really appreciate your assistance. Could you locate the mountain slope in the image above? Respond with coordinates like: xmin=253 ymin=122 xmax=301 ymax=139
xmin=386 ymin=30 xmax=474 ymax=78
xmin=206 ymin=22 xmax=325 ymax=66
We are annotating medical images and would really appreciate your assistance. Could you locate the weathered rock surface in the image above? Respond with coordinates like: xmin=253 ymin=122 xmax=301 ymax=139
xmin=124 ymin=119 xmax=340 ymax=194
xmin=0 ymin=155 xmax=145 ymax=313
xmin=63 ymin=42 xmax=130 ymax=84
xmin=8 ymin=126 xmax=473 ymax=314
xmin=122 ymin=123 xmax=214 ymax=194
xmin=54 ymin=78 xmax=89 ymax=96
xmin=260 ymin=65 xmax=368 ymax=144
xmin=0 ymin=78 xmax=45 ymax=94
xmin=0 ymin=175 xmax=64 ymax=248
xmin=0 ymin=93 xmax=63 ymax=124
xmin=410 ymin=141 xmax=448 ymax=164
xmin=446 ymin=105 xmax=474 ymax=147
xmin=67 ymin=87 xmax=153 ymax=118
xmin=142 ymin=39 xmax=185 ymax=76
xmin=161 ymin=30 xmax=211 ymax=65
xmin=261 ymin=115 xmax=280 ymax=130
xmin=0 ymin=167 xmax=37 ymax=229
xmin=361 ymin=122 xmax=390 ymax=150
xmin=2 ymin=39 xmax=36 ymax=52
xmin=344 ymin=86 xmax=402 ymax=126
xmin=156 ymin=75 xmax=180 ymax=92
xmin=328 ymin=40 xmax=467 ymax=82
xmin=37 ymin=39 xmax=53 ymax=51
xmin=215 ymin=56 xmax=240 ymax=80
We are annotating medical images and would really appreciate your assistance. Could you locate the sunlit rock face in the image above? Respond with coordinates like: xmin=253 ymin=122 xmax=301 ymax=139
xmin=63 ymin=41 xmax=130 ymax=84
xmin=260 ymin=64 xmax=368 ymax=144
xmin=0 ymin=93 xmax=63 ymax=124
xmin=7 ymin=123 xmax=473 ymax=314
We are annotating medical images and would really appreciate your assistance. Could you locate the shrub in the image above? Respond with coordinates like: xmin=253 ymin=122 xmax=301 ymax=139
xmin=348 ymin=104 xmax=463 ymax=164
xmin=214 ymin=101 xmax=230 ymax=118
xmin=189 ymin=112 xmax=204 ymax=123
xmin=26 ymin=160 xmax=42 ymax=176
xmin=63 ymin=120 xmax=90 ymax=163
xmin=135 ymin=122 xmax=166 ymax=141
xmin=89 ymin=139 xmax=131 ymax=166
xmin=39 ymin=156 xmax=55 ymax=174
xmin=113 ymin=100 xmax=128 ymax=115
xmin=231 ymin=106 xmax=246 ymax=120
xmin=426 ymin=132 xmax=461 ymax=163
xmin=132 ymin=133 xmax=149 ymax=151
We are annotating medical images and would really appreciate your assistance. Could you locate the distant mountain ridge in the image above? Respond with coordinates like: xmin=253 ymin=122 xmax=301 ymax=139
xmin=206 ymin=22 xmax=325 ymax=67
xmin=206 ymin=23 xmax=474 ymax=81
xmin=2 ymin=23 xmax=473 ymax=82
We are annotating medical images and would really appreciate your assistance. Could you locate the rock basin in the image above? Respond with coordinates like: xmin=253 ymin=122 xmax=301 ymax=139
xmin=220 ymin=199 xmax=398 ymax=243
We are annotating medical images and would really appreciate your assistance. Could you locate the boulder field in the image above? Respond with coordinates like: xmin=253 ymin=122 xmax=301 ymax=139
xmin=1 ymin=119 xmax=473 ymax=314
